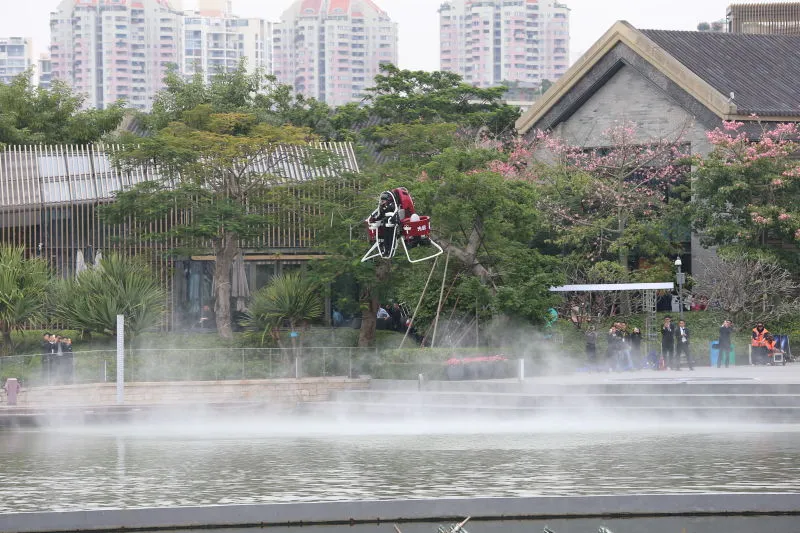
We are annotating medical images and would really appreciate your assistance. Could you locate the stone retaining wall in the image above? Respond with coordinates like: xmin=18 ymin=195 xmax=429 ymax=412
xmin=3 ymin=377 xmax=370 ymax=408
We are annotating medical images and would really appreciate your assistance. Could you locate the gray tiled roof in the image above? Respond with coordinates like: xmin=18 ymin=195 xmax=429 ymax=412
xmin=0 ymin=143 xmax=359 ymax=209
xmin=640 ymin=30 xmax=800 ymax=117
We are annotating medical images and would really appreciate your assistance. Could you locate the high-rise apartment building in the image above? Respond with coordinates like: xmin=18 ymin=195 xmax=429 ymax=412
xmin=727 ymin=2 xmax=800 ymax=34
xmin=0 ymin=37 xmax=34 ymax=84
xmin=183 ymin=6 xmax=271 ymax=81
xmin=50 ymin=0 xmax=183 ymax=110
xmin=439 ymin=0 xmax=570 ymax=88
xmin=273 ymin=0 xmax=398 ymax=107
xmin=38 ymin=55 xmax=53 ymax=90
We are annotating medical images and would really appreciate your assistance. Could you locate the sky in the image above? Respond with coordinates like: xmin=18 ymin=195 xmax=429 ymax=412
xmin=4 ymin=0 xmax=736 ymax=71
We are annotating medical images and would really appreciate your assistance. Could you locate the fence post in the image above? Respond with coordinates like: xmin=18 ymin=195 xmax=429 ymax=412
xmin=294 ymin=355 xmax=299 ymax=379
xmin=517 ymin=358 xmax=525 ymax=382
xmin=116 ymin=314 xmax=125 ymax=404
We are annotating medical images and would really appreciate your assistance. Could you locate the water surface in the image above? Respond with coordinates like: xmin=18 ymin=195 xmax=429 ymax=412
xmin=2 ymin=416 xmax=799 ymax=514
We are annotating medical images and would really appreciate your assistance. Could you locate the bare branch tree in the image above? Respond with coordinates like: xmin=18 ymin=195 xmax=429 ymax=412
xmin=695 ymin=256 xmax=800 ymax=327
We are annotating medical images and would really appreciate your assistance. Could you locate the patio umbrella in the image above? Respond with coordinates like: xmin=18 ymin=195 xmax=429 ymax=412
xmin=231 ymin=251 xmax=250 ymax=312
xmin=75 ymin=249 xmax=87 ymax=279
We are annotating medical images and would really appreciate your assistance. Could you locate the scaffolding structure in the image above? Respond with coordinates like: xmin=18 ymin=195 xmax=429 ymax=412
xmin=550 ymin=283 xmax=674 ymax=356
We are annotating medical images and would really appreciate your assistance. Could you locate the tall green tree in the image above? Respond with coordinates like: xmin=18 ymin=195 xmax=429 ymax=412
xmin=104 ymin=110 xmax=314 ymax=339
xmin=691 ymin=120 xmax=800 ymax=271
xmin=0 ymin=71 xmax=124 ymax=147
xmin=279 ymin=142 xmax=561 ymax=347
xmin=363 ymin=64 xmax=520 ymax=137
xmin=146 ymin=63 xmax=359 ymax=139
xmin=50 ymin=254 xmax=166 ymax=340
xmin=0 ymin=246 xmax=51 ymax=352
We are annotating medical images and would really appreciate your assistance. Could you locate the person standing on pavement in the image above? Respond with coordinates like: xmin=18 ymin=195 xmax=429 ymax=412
xmin=585 ymin=326 xmax=598 ymax=371
xmin=717 ymin=320 xmax=733 ymax=368
xmin=751 ymin=323 xmax=769 ymax=365
xmin=661 ymin=317 xmax=676 ymax=370
xmin=675 ymin=319 xmax=694 ymax=371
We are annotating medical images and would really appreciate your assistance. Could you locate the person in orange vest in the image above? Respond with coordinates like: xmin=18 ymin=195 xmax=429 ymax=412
xmin=752 ymin=322 xmax=769 ymax=365
xmin=764 ymin=334 xmax=784 ymax=365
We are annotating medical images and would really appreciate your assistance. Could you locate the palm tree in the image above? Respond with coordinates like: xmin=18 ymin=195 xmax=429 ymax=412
xmin=245 ymin=272 xmax=323 ymax=351
xmin=0 ymin=246 xmax=51 ymax=352
xmin=51 ymin=253 xmax=166 ymax=340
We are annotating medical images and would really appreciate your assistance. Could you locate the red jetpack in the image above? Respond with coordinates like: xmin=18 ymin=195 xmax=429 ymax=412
xmin=362 ymin=187 xmax=443 ymax=263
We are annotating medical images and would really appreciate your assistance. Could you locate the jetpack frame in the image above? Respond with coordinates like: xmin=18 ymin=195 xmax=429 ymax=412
xmin=361 ymin=188 xmax=444 ymax=264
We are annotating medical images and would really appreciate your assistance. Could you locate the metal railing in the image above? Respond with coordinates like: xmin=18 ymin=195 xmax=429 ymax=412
xmin=0 ymin=347 xmax=463 ymax=386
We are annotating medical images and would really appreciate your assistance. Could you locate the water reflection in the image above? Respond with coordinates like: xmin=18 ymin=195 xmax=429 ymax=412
xmin=1 ymin=417 xmax=799 ymax=513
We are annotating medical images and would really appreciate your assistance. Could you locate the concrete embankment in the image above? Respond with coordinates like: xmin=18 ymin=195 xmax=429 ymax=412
xmin=2 ymin=494 xmax=799 ymax=533
xmin=0 ymin=377 xmax=369 ymax=427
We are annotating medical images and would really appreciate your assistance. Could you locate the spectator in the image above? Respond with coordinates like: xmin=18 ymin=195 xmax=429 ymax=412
xmin=332 ymin=308 xmax=344 ymax=327
xmin=606 ymin=324 xmax=619 ymax=372
xmin=661 ymin=317 xmax=676 ymax=370
xmin=585 ymin=326 xmax=597 ymax=370
xmin=40 ymin=333 xmax=52 ymax=383
xmin=764 ymin=334 xmax=784 ymax=365
xmin=752 ymin=322 xmax=769 ymax=365
xmin=376 ymin=306 xmax=390 ymax=319
xmin=389 ymin=303 xmax=405 ymax=332
xmin=46 ymin=334 xmax=59 ymax=384
xmin=675 ymin=319 xmax=694 ymax=371
xmin=53 ymin=335 xmax=65 ymax=384
xmin=717 ymin=320 xmax=733 ymax=368
xmin=630 ymin=327 xmax=642 ymax=364
xmin=617 ymin=322 xmax=634 ymax=371
xmin=62 ymin=337 xmax=74 ymax=383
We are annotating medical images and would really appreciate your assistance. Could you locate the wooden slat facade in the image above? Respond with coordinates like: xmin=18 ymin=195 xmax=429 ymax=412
xmin=0 ymin=142 xmax=359 ymax=330
xmin=728 ymin=2 xmax=800 ymax=35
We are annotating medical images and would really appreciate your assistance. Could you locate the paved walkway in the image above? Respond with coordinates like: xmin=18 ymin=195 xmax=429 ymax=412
xmin=522 ymin=363 xmax=800 ymax=385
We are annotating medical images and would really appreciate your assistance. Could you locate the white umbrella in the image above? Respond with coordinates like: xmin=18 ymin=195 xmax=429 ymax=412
xmin=75 ymin=250 xmax=87 ymax=279
xmin=231 ymin=251 xmax=250 ymax=312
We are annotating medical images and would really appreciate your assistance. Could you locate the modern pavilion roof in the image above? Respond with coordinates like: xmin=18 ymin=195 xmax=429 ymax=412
xmin=0 ymin=142 xmax=359 ymax=209
xmin=516 ymin=21 xmax=800 ymax=135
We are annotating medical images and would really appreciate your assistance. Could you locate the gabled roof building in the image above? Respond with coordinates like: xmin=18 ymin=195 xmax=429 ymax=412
xmin=516 ymin=21 xmax=800 ymax=274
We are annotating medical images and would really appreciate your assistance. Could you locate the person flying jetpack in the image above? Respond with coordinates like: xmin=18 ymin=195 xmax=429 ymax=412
xmin=361 ymin=187 xmax=443 ymax=263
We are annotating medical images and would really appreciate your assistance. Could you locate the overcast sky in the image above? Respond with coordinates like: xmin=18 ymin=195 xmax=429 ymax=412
xmin=5 ymin=0 xmax=736 ymax=70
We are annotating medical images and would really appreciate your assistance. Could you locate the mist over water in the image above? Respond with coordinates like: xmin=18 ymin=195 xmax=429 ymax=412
xmin=2 ymin=412 xmax=800 ymax=514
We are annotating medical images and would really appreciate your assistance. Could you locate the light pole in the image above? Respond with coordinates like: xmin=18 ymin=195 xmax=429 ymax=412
xmin=675 ymin=258 xmax=685 ymax=320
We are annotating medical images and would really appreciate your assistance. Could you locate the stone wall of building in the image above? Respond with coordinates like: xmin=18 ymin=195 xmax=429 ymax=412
xmin=550 ymin=64 xmax=712 ymax=155
xmin=5 ymin=378 xmax=369 ymax=409
xmin=549 ymin=64 xmax=718 ymax=275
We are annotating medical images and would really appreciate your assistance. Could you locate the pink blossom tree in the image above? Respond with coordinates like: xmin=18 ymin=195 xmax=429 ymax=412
xmin=488 ymin=121 xmax=691 ymax=273
xmin=691 ymin=119 xmax=800 ymax=270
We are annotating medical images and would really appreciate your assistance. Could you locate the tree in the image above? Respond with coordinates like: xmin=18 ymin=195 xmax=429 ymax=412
xmin=691 ymin=120 xmax=800 ymax=271
xmin=0 ymin=70 xmax=124 ymax=147
xmin=245 ymin=272 xmax=323 ymax=349
xmin=283 ymin=141 xmax=561 ymax=347
xmin=104 ymin=110 xmax=314 ymax=339
xmin=694 ymin=254 xmax=800 ymax=327
xmin=0 ymin=246 xmax=50 ymax=352
xmin=50 ymin=254 xmax=166 ymax=340
xmin=146 ymin=63 xmax=357 ymax=140
xmin=502 ymin=122 xmax=690 ymax=272
xmin=363 ymin=64 xmax=520 ymax=137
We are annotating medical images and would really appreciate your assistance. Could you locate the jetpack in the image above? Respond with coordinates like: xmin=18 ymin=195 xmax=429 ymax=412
xmin=361 ymin=187 xmax=443 ymax=264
